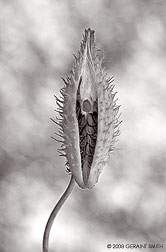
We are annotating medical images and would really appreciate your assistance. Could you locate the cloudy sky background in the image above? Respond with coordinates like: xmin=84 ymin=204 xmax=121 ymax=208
xmin=0 ymin=0 xmax=165 ymax=251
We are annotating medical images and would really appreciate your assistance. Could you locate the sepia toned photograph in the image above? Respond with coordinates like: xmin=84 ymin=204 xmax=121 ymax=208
xmin=0 ymin=0 xmax=165 ymax=252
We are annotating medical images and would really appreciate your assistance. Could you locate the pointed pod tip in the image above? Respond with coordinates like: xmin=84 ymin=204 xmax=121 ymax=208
xmin=86 ymin=27 xmax=95 ymax=33
xmin=84 ymin=28 xmax=95 ymax=37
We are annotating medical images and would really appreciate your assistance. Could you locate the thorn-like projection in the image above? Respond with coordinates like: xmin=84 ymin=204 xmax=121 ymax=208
xmin=54 ymin=95 xmax=64 ymax=103
xmin=54 ymin=132 xmax=64 ymax=139
xmin=51 ymin=136 xmax=64 ymax=143
xmin=73 ymin=54 xmax=78 ymax=60
xmin=61 ymin=77 xmax=68 ymax=86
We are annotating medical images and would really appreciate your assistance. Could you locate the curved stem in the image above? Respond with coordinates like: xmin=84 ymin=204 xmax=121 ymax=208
xmin=43 ymin=175 xmax=75 ymax=252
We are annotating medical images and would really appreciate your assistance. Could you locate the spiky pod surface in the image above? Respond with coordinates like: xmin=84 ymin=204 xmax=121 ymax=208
xmin=53 ymin=28 xmax=121 ymax=189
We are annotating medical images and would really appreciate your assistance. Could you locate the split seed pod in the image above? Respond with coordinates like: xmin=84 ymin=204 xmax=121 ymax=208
xmin=52 ymin=28 xmax=121 ymax=189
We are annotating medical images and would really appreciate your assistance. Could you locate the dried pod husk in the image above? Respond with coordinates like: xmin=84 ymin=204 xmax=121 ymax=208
xmin=52 ymin=28 xmax=121 ymax=189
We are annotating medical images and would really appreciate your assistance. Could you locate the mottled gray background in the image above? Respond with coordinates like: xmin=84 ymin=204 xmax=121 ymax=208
xmin=0 ymin=0 xmax=165 ymax=252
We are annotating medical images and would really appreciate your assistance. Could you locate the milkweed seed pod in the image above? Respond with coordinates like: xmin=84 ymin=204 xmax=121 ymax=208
xmin=52 ymin=28 xmax=121 ymax=189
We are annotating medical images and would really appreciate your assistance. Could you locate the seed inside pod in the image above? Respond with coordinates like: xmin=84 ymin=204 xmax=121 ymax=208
xmin=76 ymin=95 xmax=98 ymax=185
xmin=82 ymin=99 xmax=91 ymax=112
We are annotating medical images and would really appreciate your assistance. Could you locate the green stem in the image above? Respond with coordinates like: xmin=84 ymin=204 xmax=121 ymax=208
xmin=42 ymin=175 xmax=75 ymax=252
